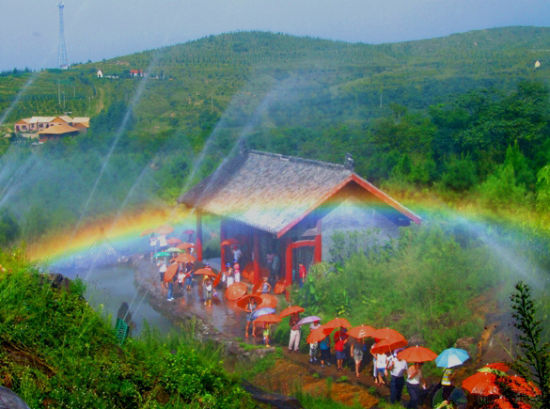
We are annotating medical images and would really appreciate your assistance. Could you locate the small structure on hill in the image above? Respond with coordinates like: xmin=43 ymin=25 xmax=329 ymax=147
xmin=179 ymin=149 xmax=420 ymax=286
xmin=14 ymin=115 xmax=89 ymax=141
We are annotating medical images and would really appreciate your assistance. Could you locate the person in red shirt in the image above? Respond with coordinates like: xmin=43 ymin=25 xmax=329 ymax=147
xmin=298 ymin=264 xmax=307 ymax=287
xmin=334 ymin=335 xmax=348 ymax=370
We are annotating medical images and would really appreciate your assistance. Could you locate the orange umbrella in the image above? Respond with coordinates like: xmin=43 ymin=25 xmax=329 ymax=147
xmin=279 ymin=305 xmax=305 ymax=318
xmin=177 ymin=242 xmax=195 ymax=250
xmin=493 ymin=397 xmax=531 ymax=409
xmin=225 ymin=282 xmax=248 ymax=301
xmin=462 ymin=372 xmax=500 ymax=396
xmin=254 ymin=314 xmax=281 ymax=325
xmin=348 ymin=325 xmax=377 ymax=340
xmin=163 ymin=263 xmax=179 ymax=282
xmin=221 ymin=238 xmax=239 ymax=247
xmin=167 ymin=237 xmax=182 ymax=245
xmin=274 ymin=280 xmax=288 ymax=294
xmin=173 ymin=253 xmax=196 ymax=263
xmin=236 ymin=294 xmax=263 ymax=311
xmin=372 ymin=327 xmax=405 ymax=341
xmin=504 ymin=375 xmax=541 ymax=397
xmin=194 ymin=268 xmax=217 ymax=278
xmin=307 ymin=326 xmax=333 ymax=344
xmin=140 ymin=228 xmax=154 ymax=236
xmin=155 ymin=225 xmax=174 ymax=235
xmin=371 ymin=337 xmax=408 ymax=355
xmin=258 ymin=294 xmax=278 ymax=309
xmin=324 ymin=317 xmax=352 ymax=329
xmin=397 ymin=346 xmax=437 ymax=363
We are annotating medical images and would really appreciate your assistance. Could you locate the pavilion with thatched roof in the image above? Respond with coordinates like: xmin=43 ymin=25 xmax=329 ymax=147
xmin=179 ymin=149 xmax=420 ymax=286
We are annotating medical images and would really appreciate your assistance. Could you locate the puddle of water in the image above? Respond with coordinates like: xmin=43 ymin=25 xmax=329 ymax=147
xmin=81 ymin=265 xmax=177 ymax=335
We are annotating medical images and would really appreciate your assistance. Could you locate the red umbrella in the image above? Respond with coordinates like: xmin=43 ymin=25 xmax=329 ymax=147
xmin=194 ymin=268 xmax=217 ymax=278
xmin=254 ymin=314 xmax=281 ymax=325
xmin=221 ymin=238 xmax=239 ymax=247
xmin=155 ymin=225 xmax=174 ymax=235
xmin=279 ymin=305 xmax=305 ymax=318
xmin=324 ymin=317 xmax=352 ymax=329
xmin=166 ymin=237 xmax=182 ymax=245
xmin=307 ymin=326 xmax=333 ymax=344
xmin=462 ymin=372 xmax=500 ymax=396
xmin=479 ymin=362 xmax=511 ymax=374
xmin=504 ymin=375 xmax=541 ymax=397
xmin=397 ymin=346 xmax=437 ymax=363
xmin=163 ymin=263 xmax=179 ymax=282
xmin=225 ymin=282 xmax=248 ymax=301
xmin=348 ymin=325 xmax=377 ymax=340
xmin=173 ymin=253 xmax=196 ymax=264
xmin=492 ymin=397 xmax=531 ymax=409
xmin=236 ymin=294 xmax=263 ymax=311
xmin=258 ymin=294 xmax=278 ymax=309
xmin=371 ymin=337 xmax=408 ymax=355
xmin=177 ymin=242 xmax=195 ymax=250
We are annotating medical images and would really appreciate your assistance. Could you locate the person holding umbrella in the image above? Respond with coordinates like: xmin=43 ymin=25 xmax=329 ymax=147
xmin=245 ymin=297 xmax=258 ymax=338
xmin=288 ymin=312 xmax=301 ymax=352
xmin=319 ymin=334 xmax=331 ymax=368
xmin=406 ymin=362 xmax=426 ymax=408
xmin=309 ymin=319 xmax=321 ymax=363
xmin=350 ymin=337 xmax=365 ymax=378
xmin=203 ymin=276 xmax=213 ymax=307
xmin=388 ymin=349 xmax=408 ymax=403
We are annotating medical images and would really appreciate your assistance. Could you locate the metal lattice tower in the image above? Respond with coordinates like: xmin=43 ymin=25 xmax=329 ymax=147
xmin=57 ymin=1 xmax=68 ymax=69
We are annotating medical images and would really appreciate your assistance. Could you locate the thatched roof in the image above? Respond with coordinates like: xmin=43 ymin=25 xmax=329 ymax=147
xmin=179 ymin=150 xmax=420 ymax=237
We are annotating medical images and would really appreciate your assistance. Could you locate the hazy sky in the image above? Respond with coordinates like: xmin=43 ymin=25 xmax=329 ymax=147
xmin=1 ymin=0 xmax=549 ymax=71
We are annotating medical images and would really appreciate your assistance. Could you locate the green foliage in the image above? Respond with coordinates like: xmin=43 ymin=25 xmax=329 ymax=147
xmin=441 ymin=156 xmax=478 ymax=192
xmin=0 ymin=250 xmax=252 ymax=409
xmin=296 ymin=222 xmax=516 ymax=352
xmin=510 ymin=281 xmax=550 ymax=408
xmin=0 ymin=209 xmax=20 ymax=246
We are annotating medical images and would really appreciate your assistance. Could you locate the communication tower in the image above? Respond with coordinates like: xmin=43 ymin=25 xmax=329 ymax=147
xmin=57 ymin=1 xmax=69 ymax=69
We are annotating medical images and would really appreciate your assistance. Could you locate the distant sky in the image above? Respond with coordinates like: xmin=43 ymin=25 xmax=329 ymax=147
xmin=1 ymin=0 xmax=549 ymax=71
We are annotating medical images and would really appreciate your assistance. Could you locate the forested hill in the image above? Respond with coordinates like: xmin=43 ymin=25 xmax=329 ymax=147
xmin=0 ymin=27 xmax=550 ymax=241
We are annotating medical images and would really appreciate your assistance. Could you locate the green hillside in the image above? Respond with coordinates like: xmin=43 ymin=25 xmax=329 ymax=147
xmin=0 ymin=27 xmax=549 ymax=241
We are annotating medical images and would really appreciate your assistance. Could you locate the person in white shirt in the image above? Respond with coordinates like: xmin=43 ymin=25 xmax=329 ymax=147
xmin=388 ymin=351 xmax=408 ymax=403
xmin=376 ymin=353 xmax=388 ymax=385
xmin=309 ymin=320 xmax=321 ymax=363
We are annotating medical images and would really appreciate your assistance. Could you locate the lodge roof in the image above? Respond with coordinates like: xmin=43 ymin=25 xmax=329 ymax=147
xmin=38 ymin=123 xmax=79 ymax=135
xmin=179 ymin=150 xmax=421 ymax=237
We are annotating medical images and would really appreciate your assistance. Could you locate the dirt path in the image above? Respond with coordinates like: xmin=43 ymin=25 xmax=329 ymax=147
xmin=251 ymin=354 xmax=381 ymax=408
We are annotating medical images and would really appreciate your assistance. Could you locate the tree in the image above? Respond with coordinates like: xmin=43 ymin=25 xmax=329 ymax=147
xmin=510 ymin=281 xmax=550 ymax=408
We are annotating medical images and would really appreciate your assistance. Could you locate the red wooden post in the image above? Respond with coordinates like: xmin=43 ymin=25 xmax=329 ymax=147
xmin=285 ymin=236 xmax=293 ymax=285
xmin=196 ymin=211 xmax=203 ymax=262
xmin=314 ymin=219 xmax=322 ymax=263
xmin=220 ymin=219 xmax=226 ymax=271
xmin=253 ymin=230 xmax=260 ymax=285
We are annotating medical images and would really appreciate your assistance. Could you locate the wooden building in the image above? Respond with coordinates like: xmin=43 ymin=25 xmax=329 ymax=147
xmin=179 ymin=149 xmax=421 ymax=285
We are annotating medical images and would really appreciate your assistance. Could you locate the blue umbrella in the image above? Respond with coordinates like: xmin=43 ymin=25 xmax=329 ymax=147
xmin=296 ymin=316 xmax=322 ymax=327
xmin=251 ymin=307 xmax=276 ymax=320
xmin=435 ymin=348 xmax=470 ymax=368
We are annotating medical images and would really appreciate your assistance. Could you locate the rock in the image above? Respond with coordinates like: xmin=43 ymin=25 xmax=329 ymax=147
xmin=0 ymin=386 xmax=31 ymax=409
xmin=455 ymin=337 xmax=475 ymax=350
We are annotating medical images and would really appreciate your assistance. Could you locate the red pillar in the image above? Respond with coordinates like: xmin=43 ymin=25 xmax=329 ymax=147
xmin=285 ymin=236 xmax=293 ymax=285
xmin=220 ymin=220 xmax=226 ymax=271
xmin=196 ymin=211 xmax=203 ymax=262
xmin=314 ymin=219 xmax=322 ymax=264
xmin=253 ymin=230 xmax=260 ymax=285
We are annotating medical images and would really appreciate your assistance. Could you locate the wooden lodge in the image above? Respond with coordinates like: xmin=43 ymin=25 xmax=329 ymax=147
xmin=179 ymin=149 xmax=421 ymax=286
xmin=14 ymin=115 xmax=90 ymax=141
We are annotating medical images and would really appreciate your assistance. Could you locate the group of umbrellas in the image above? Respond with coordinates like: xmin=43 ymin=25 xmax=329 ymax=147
xmin=461 ymin=363 xmax=541 ymax=408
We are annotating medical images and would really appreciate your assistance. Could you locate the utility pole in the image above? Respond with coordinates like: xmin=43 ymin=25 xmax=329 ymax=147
xmin=57 ymin=1 xmax=69 ymax=69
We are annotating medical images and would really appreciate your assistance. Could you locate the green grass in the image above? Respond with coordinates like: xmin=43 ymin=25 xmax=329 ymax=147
xmin=0 ymin=249 xmax=253 ymax=409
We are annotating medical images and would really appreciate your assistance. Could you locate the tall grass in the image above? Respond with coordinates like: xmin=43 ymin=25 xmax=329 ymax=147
xmin=0 ymin=250 xmax=252 ymax=409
